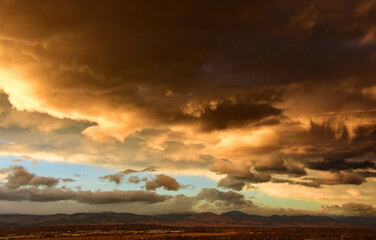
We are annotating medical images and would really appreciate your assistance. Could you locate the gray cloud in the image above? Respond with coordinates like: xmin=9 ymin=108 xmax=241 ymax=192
xmin=307 ymin=171 xmax=367 ymax=186
xmin=253 ymin=158 xmax=307 ymax=176
xmin=29 ymin=176 xmax=60 ymax=188
xmin=217 ymin=177 xmax=246 ymax=191
xmin=285 ymin=121 xmax=376 ymax=170
xmin=61 ymin=178 xmax=75 ymax=183
xmin=342 ymin=202 xmax=374 ymax=213
xmin=320 ymin=204 xmax=341 ymax=211
xmin=99 ymin=166 xmax=158 ymax=184
xmin=0 ymin=166 xmax=59 ymax=189
xmin=271 ymin=178 xmax=320 ymax=188
xmin=0 ymin=186 xmax=170 ymax=204
xmin=210 ymin=159 xmax=272 ymax=191
xmin=321 ymin=202 xmax=376 ymax=216
xmin=195 ymin=188 xmax=254 ymax=208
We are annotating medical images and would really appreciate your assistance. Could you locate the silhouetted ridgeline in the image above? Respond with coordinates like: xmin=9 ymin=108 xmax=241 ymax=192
xmin=0 ymin=211 xmax=375 ymax=228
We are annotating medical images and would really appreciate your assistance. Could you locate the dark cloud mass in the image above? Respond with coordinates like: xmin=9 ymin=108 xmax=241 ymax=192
xmin=0 ymin=0 xmax=374 ymax=134
xmin=176 ymin=101 xmax=282 ymax=131
xmin=306 ymin=158 xmax=375 ymax=171
xmin=0 ymin=0 xmax=375 ymax=216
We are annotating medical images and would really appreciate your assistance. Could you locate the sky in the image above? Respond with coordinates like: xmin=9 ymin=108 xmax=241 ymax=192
xmin=0 ymin=0 xmax=375 ymax=217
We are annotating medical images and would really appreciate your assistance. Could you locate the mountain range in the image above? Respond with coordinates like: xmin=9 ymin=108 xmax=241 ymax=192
xmin=1 ymin=211 xmax=375 ymax=228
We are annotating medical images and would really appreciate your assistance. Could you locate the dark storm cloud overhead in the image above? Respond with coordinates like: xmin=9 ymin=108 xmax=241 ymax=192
xmin=357 ymin=171 xmax=376 ymax=178
xmin=0 ymin=1 xmax=375 ymax=214
xmin=285 ymin=121 xmax=376 ymax=159
xmin=281 ymin=121 xmax=376 ymax=179
xmin=0 ymin=0 xmax=375 ymax=138
xmin=0 ymin=166 xmax=60 ymax=189
xmin=99 ymin=166 xmax=158 ymax=184
xmin=176 ymin=101 xmax=282 ymax=131
xmin=306 ymin=158 xmax=375 ymax=171
xmin=290 ymin=0 xmax=376 ymax=39
xmin=144 ymin=174 xmax=182 ymax=191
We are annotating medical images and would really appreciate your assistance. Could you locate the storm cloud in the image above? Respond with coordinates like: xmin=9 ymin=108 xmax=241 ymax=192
xmin=0 ymin=0 xmax=375 ymax=216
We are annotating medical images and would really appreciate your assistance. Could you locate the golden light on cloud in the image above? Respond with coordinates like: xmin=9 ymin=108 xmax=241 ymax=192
xmin=0 ymin=0 xmax=375 ymax=218
xmin=0 ymin=67 xmax=40 ymax=111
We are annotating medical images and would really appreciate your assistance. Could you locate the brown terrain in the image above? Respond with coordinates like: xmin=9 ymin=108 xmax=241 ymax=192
xmin=0 ymin=211 xmax=375 ymax=239
xmin=1 ymin=224 xmax=376 ymax=240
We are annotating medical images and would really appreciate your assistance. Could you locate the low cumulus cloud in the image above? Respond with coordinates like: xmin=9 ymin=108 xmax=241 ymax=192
xmin=61 ymin=178 xmax=75 ymax=183
xmin=0 ymin=166 xmax=59 ymax=189
xmin=195 ymin=188 xmax=255 ymax=208
xmin=321 ymin=202 xmax=376 ymax=216
xmin=342 ymin=202 xmax=375 ymax=215
xmin=210 ymin=159 xmax=273 ymax=191
xmin=99 ymin=166 xmax=158 ymax=184
xmin=0 ymin=166 xmax=170 ymax=205
xmin=144 ymin=174 xmax=182 ymax=191
xmin=0 ymin=171 xmax=374 ymax=217
xmin=0 ymin=187 xmax=170 ymax=204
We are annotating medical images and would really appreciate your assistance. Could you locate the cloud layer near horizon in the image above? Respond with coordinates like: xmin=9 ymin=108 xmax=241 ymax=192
xmin=0 ymin=0 xmax=375 ymax=216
